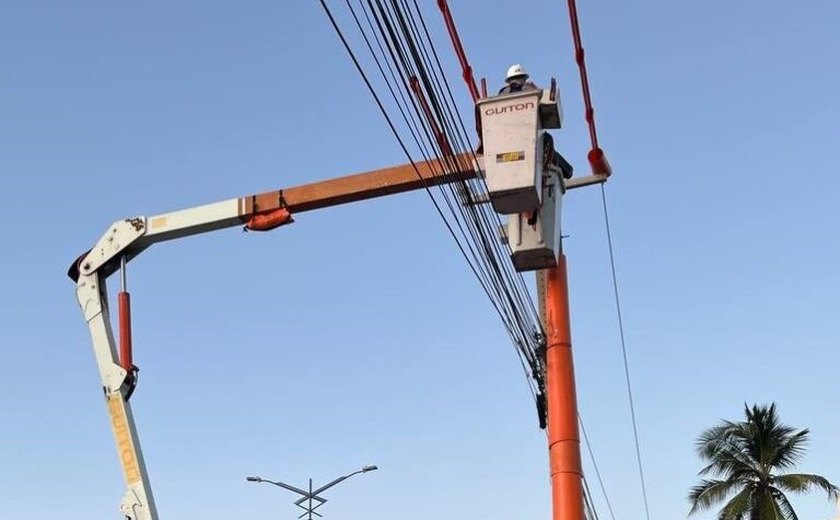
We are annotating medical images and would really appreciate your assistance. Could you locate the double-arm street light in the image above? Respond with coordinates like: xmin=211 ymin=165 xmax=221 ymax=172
xmin=247 ymin=465 xmax=378 ymax=519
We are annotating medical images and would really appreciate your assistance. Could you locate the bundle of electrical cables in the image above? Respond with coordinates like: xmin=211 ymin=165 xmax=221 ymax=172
xmin=318 ymin=0 xmax=547 ymax=421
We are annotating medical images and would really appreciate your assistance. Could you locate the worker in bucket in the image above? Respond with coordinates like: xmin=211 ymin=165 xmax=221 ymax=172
xmin=476 ymin=64 xmax=542 ymax=154
xmin=498 ymin=64 xmax=540 ymax=95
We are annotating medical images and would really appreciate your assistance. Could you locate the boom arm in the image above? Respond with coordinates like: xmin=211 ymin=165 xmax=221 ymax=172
xmin=69 ymin=148 xmax=607 ymax=519
xmin=70 ymin=156 xmax=478 ymax=520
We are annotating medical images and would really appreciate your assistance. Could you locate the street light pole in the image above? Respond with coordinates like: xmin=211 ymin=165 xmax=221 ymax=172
xmin=307 ymin=478 xmax=313 ymax=520
xmin=246 ymin=465 xmax=378 ymax=519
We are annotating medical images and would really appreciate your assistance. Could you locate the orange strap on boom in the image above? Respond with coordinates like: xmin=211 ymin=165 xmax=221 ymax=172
xmin=245 ymin=208 xmax=294 ymax=232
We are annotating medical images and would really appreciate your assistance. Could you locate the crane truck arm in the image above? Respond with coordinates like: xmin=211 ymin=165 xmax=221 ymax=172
xmin=68 ymin=156 xmax=478 ymax=520
xmin=68 ymin=81 xmax=609 ymax=519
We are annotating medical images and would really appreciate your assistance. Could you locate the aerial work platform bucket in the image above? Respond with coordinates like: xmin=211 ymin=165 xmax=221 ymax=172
xmin=477 ymin=85 xmax=563 ymax=215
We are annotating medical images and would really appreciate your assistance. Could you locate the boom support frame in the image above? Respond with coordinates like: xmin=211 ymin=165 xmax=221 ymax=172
xmin=70 ymin=156 xmax=478 ymax=520
xmin=70 ymin=149 xmax=609 ymax=519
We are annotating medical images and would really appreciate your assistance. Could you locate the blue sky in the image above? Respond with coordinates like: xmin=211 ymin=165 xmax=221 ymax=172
xmin=1 ymin=1 xmax=839 ymax=519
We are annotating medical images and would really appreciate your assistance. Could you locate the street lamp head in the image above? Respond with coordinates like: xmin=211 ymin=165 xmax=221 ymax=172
xmin=246 ymin=476 xmax=262 ymax=482
xmin=361 ymin=465 xmax=378 ymax=473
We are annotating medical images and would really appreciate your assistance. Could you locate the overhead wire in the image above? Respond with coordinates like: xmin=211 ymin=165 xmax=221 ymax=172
xmin=407 ymin=0 xmax=542 ymax=329
xmin=385 ymin=0 xmax=543 ymax=393
xmin=318 ymin=0 xmax=546 ymax=402
xmin=393 ymin=7 xmax=539 ymax=369
xmin=403 ymin=0 xmax=542 ymax=332
xmin=372 ymin=0 xmax=540 ymax=340
xmin=600 ymin=184 xmax=651 ymax=520
xmin=322 ymin=0 xmax=525 ymax=363
xmin=315 ymin=0 xmax=494 ymax=314
xmin=322 ymin=4 xmax=632 ymax=520
xmin=367 ymin=5 xmax=606 ymax=520
xmin=583 ymin=477 xmax=601 ymax=520
xmin=396 ymin=0 xmax=533 ymax=390
xmin=562 ymin=0 xmax=645 ymax=516
xmin=345 ymin=0 xmax=500 ymax=308
xmin=580 ymin=415 xmax=617 ymax=520
xmin=372 ymin=4 xmax=540 ymax=382
xmin=385 ymin=0 xmax=544 ymax=384
xmin=372 ymin=0 xmax=535 ymax=363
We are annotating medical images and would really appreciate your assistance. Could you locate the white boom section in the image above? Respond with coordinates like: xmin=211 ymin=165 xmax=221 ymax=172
xmin=71 ymin=156 xmax=478 ymax=520
xmin=144 ymin=199 xmax=244 ymax=243
xmin=69 ymin=139 xmax=594 ymax=519
xmin=76 ymin=198 xmax=248 ymax=281
xmin=73 ymin=197 xmax=262 ymax=520
xmin=76 ymin=272 xmax=159 ymax=520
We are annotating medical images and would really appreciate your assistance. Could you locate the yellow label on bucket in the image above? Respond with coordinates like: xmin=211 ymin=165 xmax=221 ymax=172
xmin=496 ymin=151 xmax=525 ymax=163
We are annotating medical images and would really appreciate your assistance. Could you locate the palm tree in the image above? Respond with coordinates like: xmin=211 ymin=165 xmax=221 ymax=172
xmin=689 ymin=403 xmax=838 ymax=520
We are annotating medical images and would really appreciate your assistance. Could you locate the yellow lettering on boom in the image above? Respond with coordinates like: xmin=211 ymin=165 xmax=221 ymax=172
xmin=150 ymin=217 xmax=167 ymax=229
xmin=107 ymin=395 xmax=142 ymax=486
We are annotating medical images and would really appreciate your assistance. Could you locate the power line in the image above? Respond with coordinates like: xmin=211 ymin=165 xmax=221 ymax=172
xmin=600 ymin=184 xmax=651 ymax=520
xmin=579 ymin=415 xmax=617 ymax=520
xmin=583 ymin=476 xmax=601 ymax=520
xmin=318 ymin=0 xmax=546 ymax=405
xmin=538 ymin=419 xmax=607 ymax=520
xmin=382 ymin=0 xmax=543 ymax=391
xmin=323 ymin=6 xmax=619 ymax=520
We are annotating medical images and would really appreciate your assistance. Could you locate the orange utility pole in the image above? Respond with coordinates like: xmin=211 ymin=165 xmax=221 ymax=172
xmin=545 ymin=253 xmax=584 ymax=520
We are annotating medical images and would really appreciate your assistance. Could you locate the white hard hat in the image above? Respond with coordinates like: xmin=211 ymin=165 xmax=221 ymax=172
xmin=506 ymin=64 xmax=529 ymax=81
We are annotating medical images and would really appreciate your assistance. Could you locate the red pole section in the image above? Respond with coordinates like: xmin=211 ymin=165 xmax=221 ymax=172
xmin=437 ymin=0 xmax=480 ymax=102
xmin=545 ymin=255 xmax=585 ymax=520
xmin=566 ymin=0 xmax=612 ymax=177
xmin=118 ymin=291 xmax=133 ymax=372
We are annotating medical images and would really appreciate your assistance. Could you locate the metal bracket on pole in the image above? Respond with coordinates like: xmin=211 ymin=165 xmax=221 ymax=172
xmin=564 ymin=174 xmax=608 ymax=190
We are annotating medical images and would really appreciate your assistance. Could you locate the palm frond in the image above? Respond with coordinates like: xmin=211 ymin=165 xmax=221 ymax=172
xmin=697 ymin=420 xmax=761 ymax=478
xmin=718 ymin=486 xmax=753 ymax=520
xmin=689 ymin=478 xmax=744 ymax=516
xmin=774 ymin=474 xmax=840 ymax=499
xmin=745 ymin=404 xmax=778 ymax=467
xmin=697 ymin=422 xmax=740 ymax=459
xmin=770 ymin=430 xmax=809 ymax=470
xmin=698 ymin=440 xmax=762 ymax=479
xmin=754 ymin=487 xmax=783 ymax=520
xmin=771 ymin=486 xmax=800 ymax=520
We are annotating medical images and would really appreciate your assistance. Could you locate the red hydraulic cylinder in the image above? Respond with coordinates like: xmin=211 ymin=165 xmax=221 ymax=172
xmin=545 ymin=255 xmax=585 ymax=520
xmin=118 ymin=291 xmax=133 ymax=372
